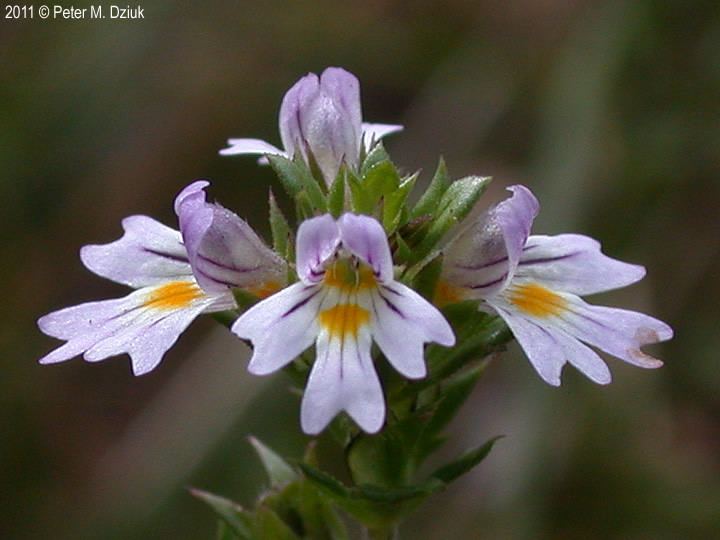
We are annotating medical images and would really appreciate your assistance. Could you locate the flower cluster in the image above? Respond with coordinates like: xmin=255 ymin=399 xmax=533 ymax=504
xmin=38 ymin=67 xmax=672 ymax=437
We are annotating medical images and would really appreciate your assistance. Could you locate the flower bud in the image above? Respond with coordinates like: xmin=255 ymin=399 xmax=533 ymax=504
xmin=279 ymin=67 xmax=362 ymax=184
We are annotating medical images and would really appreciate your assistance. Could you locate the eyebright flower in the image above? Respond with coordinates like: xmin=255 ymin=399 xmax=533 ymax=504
xmin=38 ymin=181 xmax=286 ymax=375
xmin=232 ymin=213 xmax=455 ymax=434
xmin=219 ymin=67 xmax=403 ymax=184
xmin=439 ymin=185 xmax=673 ymax=386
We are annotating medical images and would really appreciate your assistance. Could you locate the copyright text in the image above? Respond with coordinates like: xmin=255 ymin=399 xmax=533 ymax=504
xmin=4 ymin=4 xmax=145 ymax=20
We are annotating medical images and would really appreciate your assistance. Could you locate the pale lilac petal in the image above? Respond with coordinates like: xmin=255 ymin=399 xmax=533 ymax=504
xmin=547 ymin=295 xmax=672 ymax=368
xmin=80 ymin=216 xmax=191 ymax=288
xmin=320 ymin=67 xmax=362 ymax=139
xmin=124 ymin=304 xmax=213 ymax=375
xmin=219 ymin=138 xmax=286 ymax=157
xmin=361 ymin=123 xmax=404 ymax=148
xmin=491 ymin=285 xmax=671 ymax=381
xmin=517 ymin=234 xmax=646 ymax=295
xmin=232 ymin=283 xmax=324 ymax=375
xmin=368 ymin=283 xmax=455 ymax=379
xmin=337 ymin=213 xmax=393 ymax=282
xmin=296 ymin=215 xmax=341 ymax=284
xmin=38 ymin=280 xmax=232 ymax=374
xmin=301 ymin=91 xmax=356 ymax=182
xmin=443 ymin=185 xmax=539 ymax=297
xmin=175 ymin=181 xmax=286 ymax=293
xmin=300 ymin=327 xmax=384 ymax=434
xmin=551 ymin=327 xmax=612 ymax=384
xmin=89 ymin=302 xmax=210 ymax=375
xmin=279 ymin=72 xmax=319 ymax=155
xmin=489 ymin=304 xmax=565 ymax=386
xmin=38 ymin=297 xmax=130 ymax=341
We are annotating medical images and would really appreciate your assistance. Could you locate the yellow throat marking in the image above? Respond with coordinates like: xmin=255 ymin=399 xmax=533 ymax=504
xmin=247 ymin=280 xmax=282 ymax=299
xmin=508 ymin=283 xmax=567 ymax=318
xmin=319 ymin=303 xmax=370 ymax=339
xmin=323 ymin=260 xmax=377 ymax=292
xmin=145 ymin=280 xmax=203 ymax=310
xmin=435 ymin=280 xmax=466 ymax=307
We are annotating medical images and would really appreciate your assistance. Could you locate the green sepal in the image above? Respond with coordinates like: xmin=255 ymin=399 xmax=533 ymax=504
xmin=411 ymin=364 xmax=489 ymax=465
xmin=256 ymin=477 xmax=349 ymax=540
xmin=410 ymin=310 xmax=511 ymax=394
xmin=411 ymin=157 xmax=451 ymax=219
xmin=429 ymin=436 xmax=503 ymax=485
xmin=217 ymin=521 xmax=242 ymax=540
xmin=292 ymin=153 xmax=328 ymax=212
xmin=269 ymin=190 xmax=292 ymax=260
xmin=294 ymin=191 xmax=316 ymax=221
xmin=425 ymin=364 xmax=487 ymax=438
xmin=350 ymin=160 xmax=400 ymax=215
xmin=295 ymin=481 xmax=350 ymax=540
xmin=252 ymin=506 xmax=301 ymax=540
xmin=267 ymin=154 xmax=302 ymax=197
xmin=360 ymin=142 xmax=391 ymax=176
xmin=392 ymin=233 xmax=413 ymax=266
xmin=212 ymin=310 xmax=240 ymax=329
xmin=401 ymin=249 xmax=441 ymax=283
xmin=190 ymin=488 xmax=253 ymax=540
xmin=383 ymin=173 xmax=417 ymax=234
xmin=408 ymin=254 xmax=442 ymax=301
xmin=248 ymin=436 xmax=298 ymax=487
xmin=233 ymin=288 xmax=261 ymax=310
xmin=268 ymin=154 xmax=327 ymax=214
xmin=412 ymin=175 xmax=491 ymax=262
xmin=298 ymin=463 xmax=442 ymax=528
xmin=327 ymin=168 xmax=346 ymax=218
xmin=347 ymin=431 xmax=409 ymax=488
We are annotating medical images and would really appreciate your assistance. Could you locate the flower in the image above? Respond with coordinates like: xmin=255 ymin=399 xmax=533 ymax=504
xmin=38 ymin=181 xmax=286 ymax=375
xmin=439 ymin=185 xmax=673 ymax=386
xmin=219 ymin=67 xmax=403 ymax=184
xmin=232 ymin=213 xmax=455 ymax=434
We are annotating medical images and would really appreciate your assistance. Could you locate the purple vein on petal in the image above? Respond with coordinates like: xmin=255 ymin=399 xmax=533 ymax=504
xmin=282 ymin=289 xmax=321 ymax=318
xmin=518 ymin=251 xmax=581 ymax=266
xmin=140 ymin=247 xmax=189 ymax=264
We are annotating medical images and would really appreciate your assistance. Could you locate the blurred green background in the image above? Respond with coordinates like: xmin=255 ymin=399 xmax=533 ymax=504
xmin=3 ymin=0 xmax=719 ymax=538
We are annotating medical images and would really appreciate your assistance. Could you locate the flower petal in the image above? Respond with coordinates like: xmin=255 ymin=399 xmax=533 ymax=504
xmin=279 ymin=72 xmax=319 ymax=156
xmin=517 ymin=234 xmax=646 ymax=295
xmin=218 ymin=138 xmax=286 ymax=157
xmin=368 ymin=283 xmax=455 ymax=378
xmin=87 ymin=303 xmax=210 ymax=375
xmin=443 ymin=184 xmax=539 ymax=297
xmin=296 ymin=215 xmax=341 ymax=284
xmin=232 ymin=283 xmax=324 ymax=375
xmin=38 ymin=279 xmax=233 ymax=375
xmin=337 ymin=213 xmax=393 ymax=282
xmin=492 ymin=303 xmax=613 ymax=385
xmin=300 ymin=326 xmax=384 ymax=434
xmin=489 ymin=305 xmax=566 ymax=386
xmin=551 ymin=326 xmax=612 ymax=384
xmin=320 ymin=67 xmax=362 ymax=140
xmin=175 ymin=181 xmax=286 ymax=294
xmin=546 ymin=295 xmax=672 ymax=368
xmin=361 ymin=123 xmax=404 ymax=148
xmin=492 ymin=283 xmax=671 ymax=380
xmin=80 ymin=216 xmax=191 ymax=288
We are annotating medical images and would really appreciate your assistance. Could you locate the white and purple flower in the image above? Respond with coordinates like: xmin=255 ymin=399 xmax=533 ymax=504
xmin=439 ymin=185 xmax=673 ymax=386
xmin=232 ymin=213 xmax=455 ymax=434
xmin=38 ymin=181 xmax=286 ymax=375
xmin=219 ymin=67 xmax=403 ymax=184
